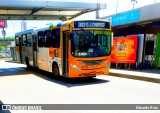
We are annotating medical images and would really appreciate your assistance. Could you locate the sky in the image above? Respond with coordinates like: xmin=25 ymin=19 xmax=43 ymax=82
xmin=1 ymin=0 xmax=160 ymax=37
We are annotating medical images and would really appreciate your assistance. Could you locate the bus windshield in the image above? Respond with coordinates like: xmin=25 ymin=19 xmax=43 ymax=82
xmin=71 ymin=30 xmax=111 ymax=57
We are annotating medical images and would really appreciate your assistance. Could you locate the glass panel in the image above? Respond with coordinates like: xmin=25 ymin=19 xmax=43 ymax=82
xmin=51 ymin=28 xmax=60 ymax=48
xmin=22 ymin=35 xmax=27 ymax=46
xmin=27 ymin=34 xmax=32 ymax=47
xmin=15 ymin=37 xmax=19 ymax=46
xmin=38 ymin=31 xmax=44 ymax=47
xmin=44 ymin=30 xmax=52 ymax=47
xmin=71 ymin=30 xmax=111 ymax=57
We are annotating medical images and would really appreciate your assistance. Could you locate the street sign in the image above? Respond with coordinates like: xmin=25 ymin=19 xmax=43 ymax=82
xmin=112 ymin=9 xmax=140 ymax=26
xmin=0 ymin=20 xmax=6 ymax=28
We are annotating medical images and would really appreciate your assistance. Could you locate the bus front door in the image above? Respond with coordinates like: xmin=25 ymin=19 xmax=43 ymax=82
xmin=62 ymin=31 xmax=69 ymax=76
xmin=19 ymin=37 xmax=23 ymax=63
xmin=32 ymin=35 xmax=38 ymax=67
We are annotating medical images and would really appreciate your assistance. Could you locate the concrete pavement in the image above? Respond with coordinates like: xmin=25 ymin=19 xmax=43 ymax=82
xmin=109 ymin=68 xmax=160 ymax=83
xmin=0 ymin=60 xmax=160 ymax=113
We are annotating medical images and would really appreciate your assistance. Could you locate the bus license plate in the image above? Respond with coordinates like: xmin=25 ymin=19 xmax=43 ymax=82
xmin=89 ymin=72 xmax=96 ymax=75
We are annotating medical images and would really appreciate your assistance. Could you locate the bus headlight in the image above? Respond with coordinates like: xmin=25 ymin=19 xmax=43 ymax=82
xmin=104 ymin=62 xmax=110 ymax=69
xmin=70 ymin=63 xmax=81 ymax=71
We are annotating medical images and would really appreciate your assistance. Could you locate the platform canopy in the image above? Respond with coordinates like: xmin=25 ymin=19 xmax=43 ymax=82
xmin=0 ymin=0 xmax=106 ymax=20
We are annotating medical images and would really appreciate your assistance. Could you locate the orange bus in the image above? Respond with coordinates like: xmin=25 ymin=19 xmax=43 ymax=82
xmin=15 ymin=20 xmax=112 ymax=78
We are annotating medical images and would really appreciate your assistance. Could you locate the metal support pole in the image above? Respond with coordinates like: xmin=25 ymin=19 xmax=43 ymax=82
xmin=131 ymin=0 xmax=137 ymax=9
xmin=3 ymin=28 xmax=6 ymax=58
xmin=11 ymin=22 xmax=16 ymax=60
xmin=96 ymin=3 xmax=100 ymax=19
xmin=116 ymin=0 xmax=118 ymax=13
xmin=155 ymin=0 xmax=156 ymax=3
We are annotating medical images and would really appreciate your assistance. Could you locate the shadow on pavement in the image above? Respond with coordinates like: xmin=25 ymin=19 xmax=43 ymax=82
xmin=33 ymin=68 xmax=110 ymax=87
xmin=0 ymin=67 xmax=33 ymax=77
xmin=0 ymin=65 xmax=109 ymax=87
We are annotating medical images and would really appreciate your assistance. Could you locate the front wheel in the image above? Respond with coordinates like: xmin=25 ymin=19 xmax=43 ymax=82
xmin=52 ymin=63 xmax=60 ymax=79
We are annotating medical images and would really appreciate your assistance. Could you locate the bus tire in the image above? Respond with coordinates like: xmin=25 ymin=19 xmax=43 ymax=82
xmin=52 ymin=63 xmax=60 ymax=79
xmin=25 ymin=57 xmax=30 ymax=70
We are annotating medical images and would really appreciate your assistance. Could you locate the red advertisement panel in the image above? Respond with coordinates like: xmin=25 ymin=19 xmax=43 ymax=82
xmin=111 ymin=35 xmax=138 ymax=64
xmin=0 ymin=20 xmax=6 ymax=28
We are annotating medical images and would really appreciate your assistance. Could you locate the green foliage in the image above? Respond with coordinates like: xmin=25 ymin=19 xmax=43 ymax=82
xmin=0 ymin=46 xmax=5 ymax=50
xmin=0 ymin=37 xmax=15 ymax=41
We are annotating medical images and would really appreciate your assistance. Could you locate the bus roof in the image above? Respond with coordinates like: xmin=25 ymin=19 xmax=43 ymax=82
xmin=49 ymin=19 xmax=110 ymax=29
xmin=49 ymin=22 xmax=67 ymax=29
xmin=15 ymin=20 xmax=110 ymax=35
xmin=15 ymin=29 xmax=33 ymax=36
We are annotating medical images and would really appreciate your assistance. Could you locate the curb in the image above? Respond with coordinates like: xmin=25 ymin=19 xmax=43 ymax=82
xmin=109 ymin=72 xmax=160 ymax=84
xmin=5 ymin=60 xmax=20 ymax=63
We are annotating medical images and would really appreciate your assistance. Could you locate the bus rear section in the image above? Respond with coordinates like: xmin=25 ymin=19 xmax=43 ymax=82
xmin=15 ymin=29 xmax=33 ymax=65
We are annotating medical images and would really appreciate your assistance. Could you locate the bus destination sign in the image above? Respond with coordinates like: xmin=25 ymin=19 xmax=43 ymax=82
xmin=74 ymin=21 xmax=110 ymax=29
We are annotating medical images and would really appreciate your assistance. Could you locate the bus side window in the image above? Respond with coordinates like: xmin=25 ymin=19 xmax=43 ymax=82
xmin=51 ymin=28 xmax=60 ymax=48
xmin=15 ymin=36 xmax=19 ymax=46
xmin=27 ymin=34 xmax=32 ymax=47
xmin=38 ymin=31 xmax=44 ymax=47
xmin=44 ymin=30 xmax=52 ymax=47
xmin=22 ymin=35 xmax=27 ymax=46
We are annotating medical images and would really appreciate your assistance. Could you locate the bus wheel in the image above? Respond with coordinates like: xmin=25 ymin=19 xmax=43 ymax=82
xmin=52 ymin=63 xmax=60 ymax=79
xmin=25 ymin=57 xmax=30 ymax=70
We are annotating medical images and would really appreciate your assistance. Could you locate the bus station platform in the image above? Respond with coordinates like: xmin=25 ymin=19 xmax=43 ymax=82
xmin=109 ymin=69 xmax=160 ymax=83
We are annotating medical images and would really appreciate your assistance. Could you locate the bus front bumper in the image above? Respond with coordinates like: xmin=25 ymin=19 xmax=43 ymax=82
xmin=69 ymin=66 xmax=110 ymax=78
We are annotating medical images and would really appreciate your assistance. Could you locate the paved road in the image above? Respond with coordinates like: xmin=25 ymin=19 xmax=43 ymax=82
xmin=0 ymin=60 xmax=160 ymax=113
